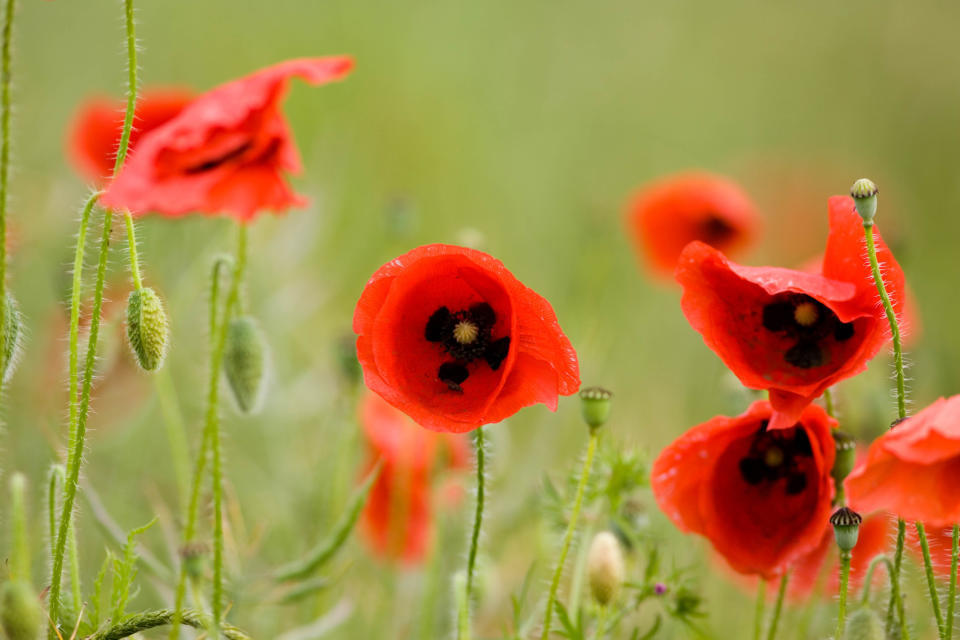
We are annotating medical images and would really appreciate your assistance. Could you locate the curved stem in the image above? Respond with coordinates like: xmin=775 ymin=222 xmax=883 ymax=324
xmin=766 ymin=572 xmax=788 ymax=640
xmin=916 ymin=521 xmax=946 ymax=636
xmin=541 ymin=429 xmax=599 ymax=640
xmin=836 ymin=552 xmax=851 ymax=638
xmin=112 ymin=0 xmax=137 ymax=176
xmin=948 ymin=524 xmax=958 ymax=639
xmin=124 ymin=211 xmax=143 ymax=291
xmin=753 ymin=579 xmax=765 ymax=640
xmin=0 ymin=0 xmax=15 ymax=400
xmin=89 ymin=609 xmax=251 ymax=640
xmin=459 ymin=426 xmax=487 ymax=640
xmin=860 ymin=554 xmax=895 ymax=607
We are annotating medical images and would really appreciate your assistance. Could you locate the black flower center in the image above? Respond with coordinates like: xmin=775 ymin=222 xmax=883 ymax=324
xmin=425 ymin=303 xmax=511 ymax=391
xmin=701 ymin=215 xmax=736 ymax=245
xmin=737 ymin=421 xmax=814 ymax=495
xmin=761 ymin=294 xmax=855 ymax=369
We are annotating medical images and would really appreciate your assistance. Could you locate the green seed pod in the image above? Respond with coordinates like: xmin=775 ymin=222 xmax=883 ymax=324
xmin=830 ymin=506 xmax=862 ymax=552
xmin=844 ymin=607 xmax=884 ymax=640
xmin=831 ymin=430 xmax=857 ymax=487
xmin=1 ymin=292 xmax=23 ymax=384
xmin=223 ymin=316 xmax=268 ymax=414
xmin=580 ymin=387 xmax=613 ymax=431
xmin=126 ymin=287 xmax=169 ymax=371
xmin=587 ymin=531 xmax=625 ymax=605
xmin=0 ymin=581 xmax=42 ymax=640
xmin=850 ymin=178 xmax=878 ymax=224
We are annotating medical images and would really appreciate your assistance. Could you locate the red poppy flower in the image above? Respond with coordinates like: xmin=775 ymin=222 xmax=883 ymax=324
xmin=67 ymin=88 xmax=195 ymax=184
xmin=359 ymin=392 xmax=469 ymax=563
xmin=846 ymin=395 xmax=960 ymax=526
xmin=100 ymin=57 xmax=353 ymax=222
xmin=676 ymin=196 xmax=905 ymax=430
xmin=652 ymin=401 xmax=836 ymax=578
xmin=353 ymin=244 xmax=580 ymax=433
xmin=626 ymin=172 xmax=760 ymax=277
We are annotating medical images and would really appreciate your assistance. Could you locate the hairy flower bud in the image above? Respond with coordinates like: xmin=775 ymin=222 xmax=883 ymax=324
xmin=126 ymin=287 xmax=169 ymax=371
xmin=580 ymin=387 xmax=613 ymax=431
xmin=850 ymin=178 xmax=878 ymax=224
xmin=844 ymin=607 xmax=884 ymax=640
xmin=587 ymin=531 xmax=625 ymax=605
xmin=0 ymin=581 xmax=42 ymax=640
xmin=223 ymin=316 xmax=268 ymax=414
xmin=1 ymin=292 xmax=23 ymax=383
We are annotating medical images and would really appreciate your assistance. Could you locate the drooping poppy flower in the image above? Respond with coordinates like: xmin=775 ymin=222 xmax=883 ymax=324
xmin=353 ymin=244 xmax=580 ymax=433
xmin=66 ymin=88 xmax=195 ymax=184
xmin=100 ymin=56 xmax=353 ymax=222
xmin=676 ymin=195 xmax=905 ymax=430
xmin=359 ymin=392 xmax=469 ymax=563
xmin=846 ymin=395 xmax=960 ymax=526
xmin=626 ymin=172 xmax=760 ymax=277
xmin=652 ymin=401 xmax=836 ymax=578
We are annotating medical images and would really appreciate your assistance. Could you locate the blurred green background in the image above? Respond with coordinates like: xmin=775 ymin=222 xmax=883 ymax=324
xmin=3 ymin=0 xmax=959 ymax=637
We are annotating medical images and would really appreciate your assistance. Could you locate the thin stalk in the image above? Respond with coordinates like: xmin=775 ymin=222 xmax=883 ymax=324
xmin=885 ymin=519 xmax=910 ymax=639
xmin=860 ymin=555 xmax=894 ymax=607
xmin=0 ymin=0 xmax=15 ymax=401
xmin=170 ymin=252 xmax=239 ymax=639
xmin=949 ymin=524 xmax=959 ymax=639
xmin=753 ymin=580 xmax=765 ymax=640
xmin=836 ymin=552 xmax=851 ymax=638
xmin=916 ymin=522 xmax=945 ymax=636
xmin=541 ymin=429 xmax=599 ymax=640
xmin=459 ymin=426 xmax=486 ymax=640
xmin=124 ymin=211 xmax=143 ymax=291
xmin=9 ymin=473 xmax=28 ymax=581
xmin=823 ymin=387 xmax=835 ymax=417
xmin=766 ymin=572 xmax=788 ymax=640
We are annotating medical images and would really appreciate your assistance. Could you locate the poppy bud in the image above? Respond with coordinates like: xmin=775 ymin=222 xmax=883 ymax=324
xmin=223 ymin=315 xmax=268 ymax=414
xmin=580 ymin=387 xmax=613 ymax=431
xmin=126 ymin=287 xmax=169 ymax=371
xmin=844 ymin=607 xmax=884 ymax=640
xmin=1 ymin=291 xmax=22 ymax=384
xmin=0 ymin=581 xmax=42 ymax=640
xmin=587 ymin=531 xmax=625 ymax=605
xmin=830 ymin=506 xmax=862 ymax=552
xmin=849 ymin=179 xmax=878 ymax=224
xmin=831 ymin=430 xmax=857 ymax=487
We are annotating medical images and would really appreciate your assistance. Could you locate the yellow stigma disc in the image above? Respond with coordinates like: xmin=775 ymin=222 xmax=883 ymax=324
xmin=453 ymin=320 xmax=479 ymax=344
xmin=764 ymin=447 xmax=784 ymax=468
xmin=794 ymin=302 xmax=819 ymax=327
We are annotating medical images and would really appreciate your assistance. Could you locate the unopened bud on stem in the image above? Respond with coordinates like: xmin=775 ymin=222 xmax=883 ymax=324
xmin=850 ymin=179 xmax=878 ymax=225
xmin=580 ymin=387 xmax=613 ymax=431
xmin=587 ymin=531 xmax=625 ymax=605
xmin=126 ymin=287 xmax=169 ymax=371
xmin=223 ymin=315 xmax=269 ymax=414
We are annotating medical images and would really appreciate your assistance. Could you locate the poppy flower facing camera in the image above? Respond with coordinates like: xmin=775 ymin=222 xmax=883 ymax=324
xmin=353 ymin=244 xmax=580 ymax=433
xmin=676 ymin=196 xmax=905 ymax=430
xmin=652 ymin=401 xmax=836 ymax=578
xmin=627 ymin=172 xmax=759 ymax=277
xmin=100 ymin=56 xmax=353 ymax=221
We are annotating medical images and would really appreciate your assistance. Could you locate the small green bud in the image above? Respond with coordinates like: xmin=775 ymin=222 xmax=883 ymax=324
xmin=830 ymin=506 xmax=862 ymax=552
xmin=831 ymin=430 xmax=857 ymax=487
xmin=181 ymin=541 xmax=209 ymax=580
xmin=126 ymin=287 xmax=169 ymax=371
xmin=223 ymin=316 xmax=269 ymax=414
xmin=587 ymin=531 xmax=625 ymax=605
xmin=1 ymin=291 xmax=23 ymax=384
xmin=844 ymin=607 xmax=884 ymax=640
xmin=850 ymin=178 xmax=878 ymax=224
xmin=580 ymin=387 xmax=613 ymax=431
xmin=0 ymin=581 xmax=42 ymax=640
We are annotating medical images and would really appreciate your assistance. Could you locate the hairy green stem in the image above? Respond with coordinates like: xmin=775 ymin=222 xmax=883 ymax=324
xmin=949 ymin=524 xmax=959 ymax=639
xmin=766 ymin=572 xmax=788 ymax=640
xmin=541 ymin=429 xmax=599 ymax=640
xmin=753 ymin=579 xmax=765 ymax=640
xmin=836 ymin=552 xmax=851 ymax=638
xmin=459 ymin=426 xmax=486 ymax=640
xmin=89 ymin=609 xmax=251 ymax=640
xmin=0 ymin=0 xmax=15 ymax=401
xmin=124 ymin=211 xmax=144 ymax=290
xmin=917 ymin=522 xmax=945 ymax=636
xmin=860 ymin=554 xmax=894 ymax=607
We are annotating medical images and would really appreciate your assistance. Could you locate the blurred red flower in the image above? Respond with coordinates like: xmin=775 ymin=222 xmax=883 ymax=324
xmin=676 ymin=196 xmax=905 ymax=430
xmin=846 ymin=395 xmax=960 ymax=527
xmin=66 ymin=88 xmax=195 ymax=184
xmin=652 ymin=401 xmax=836 ymax=578
xmin=353 ymin=244 xmax=580 ymax=433
xmin=626 ymin=172 xmax=759 ymax=278
xmin=359 ymin=392 xmax=469 ymax=563
xmin=100 ymin=57 xmax=353 ymax=222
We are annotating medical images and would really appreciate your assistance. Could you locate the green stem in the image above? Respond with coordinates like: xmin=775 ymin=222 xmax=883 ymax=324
xmin=0 ymin=0 xmax=15 ymax=401
xmin=753 ymin=580 xmax=765 ymax=640
xmin=859 ymin=554 xmax=894 ymax=607
xmin=170 ymin=252 xmax=238 ymax=640
xmin=836 ymin=552 xmax=851 ymax=638
xmin=69 ymin=517 xmax=83 ymax=612
xmin=917 ymin=522 xmax=946 ymax=637
xmin=112 ymin=0 xmax=137 ymax=176
xmin=124 ymin=211 xmax=143 ymax=290
xmin=459 ymin=426 xmax=486 ymax=640
xmin=89 ymin=609 xmax=251 ymax=640
xmin=823 ymin=387 xmax=835 ymax=417
xmin=541 ymin=429 xmax=599 ymax=640
xmin=9 ymin=473 xmax=28 ymax=582
xmin=885 ymin=519 xmax=910 ymax=639
xmin=949 ymin=524 xmax=958 ymax=639
xmin=766 ymin=572 xmax=788 ymax=640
